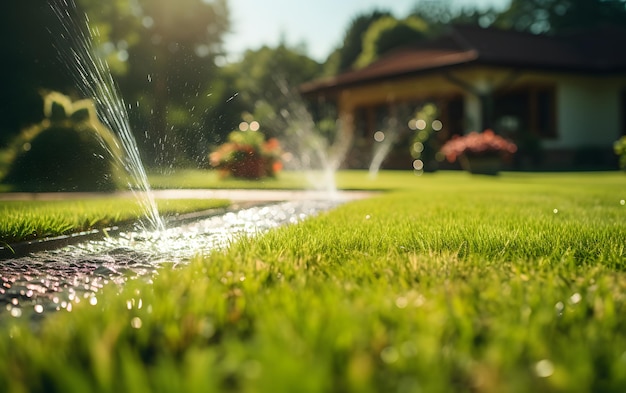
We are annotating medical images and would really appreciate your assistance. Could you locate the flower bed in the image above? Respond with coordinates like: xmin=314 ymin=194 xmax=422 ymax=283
xmin=209 ymin=130 xmax=282 ymax=179
xmin=440 ymin=129 xmax=517 ymax=175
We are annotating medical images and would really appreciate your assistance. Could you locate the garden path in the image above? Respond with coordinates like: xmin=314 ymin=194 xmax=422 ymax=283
xmin=0 ymin=189 xmax=374 ymax=202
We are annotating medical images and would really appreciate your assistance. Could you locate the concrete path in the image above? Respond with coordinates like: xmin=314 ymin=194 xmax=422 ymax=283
xmin=0 ymin=189 xmax=375 ymax=202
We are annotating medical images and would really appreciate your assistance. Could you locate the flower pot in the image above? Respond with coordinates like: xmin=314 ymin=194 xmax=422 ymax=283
xmin=229 ymin=157 xmax=267 ymax=179
xmin=460 ymin=154 xmax=502 ymax=175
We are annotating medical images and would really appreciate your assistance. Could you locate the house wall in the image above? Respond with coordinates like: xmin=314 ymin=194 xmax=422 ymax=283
xmin=337 ymin=74 xmax=465 ymax=113
xmin=337 ymin=66 xmax=519 ymax=132
xmin=463 ymin=93 xmax=481 ymax=132
xmin=329 ymin=67 xmax=626 ymax=169
xmin=545 ymin=76 xmax=624 ymax=149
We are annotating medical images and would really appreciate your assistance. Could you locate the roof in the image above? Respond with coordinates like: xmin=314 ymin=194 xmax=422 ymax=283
xmin=300 ymin=25 xmax=626 ymax=95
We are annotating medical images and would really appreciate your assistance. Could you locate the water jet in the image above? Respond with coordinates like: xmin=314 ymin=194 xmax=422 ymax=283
xmin=49 ymin=0 xmax=164 ymax=231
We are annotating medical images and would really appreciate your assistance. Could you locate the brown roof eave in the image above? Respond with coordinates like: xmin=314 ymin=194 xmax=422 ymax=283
xmin=300 ymin=53 xmax=478 ymax=96
xmin=307 ymin=62 xmax=476 ymax=96
xmin=301 ymin=61 xmax=626 ymax=98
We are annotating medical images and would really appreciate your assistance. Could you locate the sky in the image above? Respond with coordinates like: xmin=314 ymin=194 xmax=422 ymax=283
xmin=223 ymin=0 xmax=510 ymax=62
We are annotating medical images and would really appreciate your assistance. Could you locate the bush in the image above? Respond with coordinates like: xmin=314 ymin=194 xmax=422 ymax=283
xmin=1 ymin=92 xmax=123 ymax=192
xmin=209 ymin=129 xmax=282 ymax=179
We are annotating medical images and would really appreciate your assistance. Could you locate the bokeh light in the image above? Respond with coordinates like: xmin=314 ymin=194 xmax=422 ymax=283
xmin=432 ymin=120 xmax=443 ymax=131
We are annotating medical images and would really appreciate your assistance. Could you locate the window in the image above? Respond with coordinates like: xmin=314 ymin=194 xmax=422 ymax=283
xmin=495 ymin=85 xmax=556 ymax=139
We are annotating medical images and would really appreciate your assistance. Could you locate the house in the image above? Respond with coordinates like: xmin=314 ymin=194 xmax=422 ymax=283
xmin=300 ymin=25 xmax=626 ymax=170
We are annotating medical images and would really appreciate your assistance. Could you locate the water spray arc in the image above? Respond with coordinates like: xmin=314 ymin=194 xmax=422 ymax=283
xmin=272 ymin=79 xmax=353 ymax=198
xmin=49 ymin=0 xmax=164 ymax=231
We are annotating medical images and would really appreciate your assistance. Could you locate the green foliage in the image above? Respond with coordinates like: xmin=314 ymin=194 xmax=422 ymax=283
xmin=326 ymin=10 xmax=392 ymax=75
xmin=409 ymin=103 xmax=445 ymax=172
xmin=614 ymin=136 xmax=626 ymax=171
xmin=209 ymin=130 xmax=283 ymax=179
xmin=494 ymin=0 xmax=626 ymax=33
xmin=0 ymin=172 xmax=625 ymax=392
xmin=355 ymin=16 xmax=428 ymax=69
xmin=1 ymin=92 xmax=125 ymax=192
xmin=225 ymin=44 xmax=323 ymax=127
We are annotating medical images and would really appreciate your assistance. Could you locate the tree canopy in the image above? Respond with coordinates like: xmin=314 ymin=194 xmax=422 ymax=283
xmin=354 ymin=15 xmax=429 ymax=69
xmin=494 ymin=0 xmax=626 ymax=34
xmin=223 ymin=44 xmax=323 ymax=135
xmin=2 ymin=0 xmax=623 ymax=170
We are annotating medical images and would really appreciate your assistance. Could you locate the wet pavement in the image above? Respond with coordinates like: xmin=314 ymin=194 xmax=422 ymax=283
xmin=0 ymin=191 xmax=372 ymax=319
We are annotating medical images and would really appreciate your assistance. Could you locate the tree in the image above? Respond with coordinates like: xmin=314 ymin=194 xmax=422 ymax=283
xmin=494 ymin=0 xmax=626 ymax=34
xmin=103 ymin=0 xmax=230 ymax=166
xmin=410 ymin=0 xmax=455 ymax=25
xmin=0 ymin=1 xmax=76 ymax=148
xmin=224 ymin=44 xmax=323 ymax=132
xmin=410 ymin=0 xmax=501 ymax=31
xmin=1 ymin=0 xmax=231 ymax=168
xmin=354 ymin=16 xmax=429 ymax=69
xmin=328 ymin=10 xmax=392 ymax=75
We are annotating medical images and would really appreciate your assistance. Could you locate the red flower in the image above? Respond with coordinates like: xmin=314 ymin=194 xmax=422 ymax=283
xmin=440 ymin=129 xmax=517 ymax=163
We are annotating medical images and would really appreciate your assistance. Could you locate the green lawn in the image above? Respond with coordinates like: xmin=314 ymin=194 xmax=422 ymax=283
xmin=1 ymin=171 xmax=625 ymax=392
xmin=0 ymin=198 xmax=230 ymax=244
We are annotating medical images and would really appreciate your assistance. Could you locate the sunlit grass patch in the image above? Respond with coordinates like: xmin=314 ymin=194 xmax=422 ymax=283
xmin=0 ymin=198 xmax=230 ymax=244
xmin=0 ymin=171 xmax=625 ymax=392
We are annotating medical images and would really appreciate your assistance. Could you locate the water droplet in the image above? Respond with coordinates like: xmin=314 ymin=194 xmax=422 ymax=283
xmin=374 ymin=131 xmax=385 ymax=142
xmin=395 ymin=297 xmax=408 ymax=309
xmin=553 ymin=208 xmax=559 ymax=214
xmin=380 ymin=346 xmax=399 ymax=364
xmin=130 ymin=317 xmax=142 ymax=329
xmin=569 ymin=293 xmax=582 ymax=304
xmin=555 ymin=301 xmax=564 ymax=316
xmin=413 ymin=294 xmax=425 ymax=307
xmin=620 ymin=199 xmax=625 ymax=206
xmin=90 ymin=297 xmax=98 ymax=306
xmin=535 ymin=359 xmax=554 ymax=377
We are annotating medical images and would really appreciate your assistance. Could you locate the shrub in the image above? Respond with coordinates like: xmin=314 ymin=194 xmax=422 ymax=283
xmin=209 ymin=130 xmax=282 ymax=179
xmin=1 ymin=92 xmax=123 ymax=192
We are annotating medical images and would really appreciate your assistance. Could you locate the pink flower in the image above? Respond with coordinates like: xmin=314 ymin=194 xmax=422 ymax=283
xmin=440 ymin=129 xmax=517 ymax=163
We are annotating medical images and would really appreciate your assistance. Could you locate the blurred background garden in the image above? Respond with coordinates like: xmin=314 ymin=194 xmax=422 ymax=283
xmin=1 ymin=0 xmax=626 ymax=193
